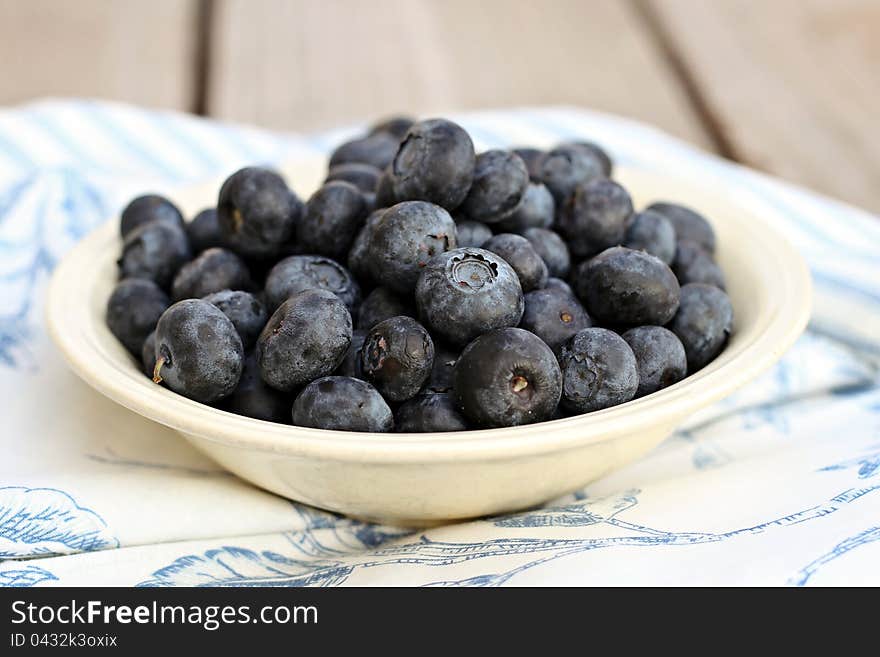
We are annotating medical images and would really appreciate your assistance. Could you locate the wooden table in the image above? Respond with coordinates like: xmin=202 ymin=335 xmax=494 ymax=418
xmin=2 ymin=0 xmax=878 ymax=212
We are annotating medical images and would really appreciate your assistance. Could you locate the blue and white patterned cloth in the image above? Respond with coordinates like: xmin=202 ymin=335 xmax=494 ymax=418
xmin=1 ymin=100 xmax=879 ymax=587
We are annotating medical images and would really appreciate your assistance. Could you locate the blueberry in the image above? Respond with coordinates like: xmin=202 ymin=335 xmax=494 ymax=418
xmin=325 ymin=163 xmax=382 ymax=193
xmin=482 ymin=233 xmax=548 ymax=292
xmin=152 ymin=299 xmax=244 ymax=403
xmin=390 ymin=119 xmax=475 ymax=210
xmin=460 ymin=150 xmax=529 ymax=223
xmin=118 ymin=220 xmax=191 ymax=289
xmin=424 ymin=341 xmax=459 ymax=392
xmin=293 ymin=376 xmax=393 ymax=432
xmin=120 ymin=194 xmax=185 ymax=237
xmin=366 ymin=201 xmax=457 ymax=295
xmin=647 ymin=202 xmax=716 ymax=253
xmin=566 ymin=141 xmax=613 ymax=177
xmin=334 ymin=328 xmax=366 ymax=379
xmin=496 ymin=182 xmax=555 ymax=233
xmin=621 ymin=326 xmax=687 ymax=397
xmin=298 ymin=181 xmax=367 ymax=259
xmin=519 ymin=287 xmax=591 ymax=351
xmin=347 ymin=209 xmax=384 ymax=286
xmin=357 ymin=287 xmax=414 ymax=330
xmin=264 ymin=255 xmax=361 ymax=312
xmin=672 ymin=240 xmax=726 ymax=289
xmin=511 ymin=147 xmax=544 ymax=180
xmin=455 ymin=220 xmax=492 ymax=247
xmin=257 ymin=289 xmax=352 ymax=392
xmin=574 ymin=246 xmax=680 ymax=326
xmin=171 ymin=247 xmax=253 ymax=301
xmin=668 ymin=283 xmax=733 ymax=371
xmin=186 ymin=208 xmax=225 ymax=252
xmin=202 ymin=289 xmax=267 ymax=349
xmin=361 ymin=316 xmax=434 ymax=402
xmin=522 ymin=227 xmax=571 ymax=278
xmin=557 ymin=178 xmax=633 ymax=258
xmin=369 ymin=115 xmax=415 ymax=140
xmin=415 ymin=247 xmax=524 ymax=346
xmin=220 ymin=352 xmax=292 ymax=423
xmin=453 ymin=327 xmax=562 ymax=427
xmin=558 ymin=328 xmax=639 ymax=413
xmin=361 ymin=191 xmax=378 ymax=215
xmin=330 ymin=132 xmax=399 ymax=170
xmin=545 ymin=277 xmax=574 ymax=296
xmin=141 ymin=330 xmax=157 ymax=377
xmin=374 ymin=168 xmax=397 ymax=207
xmin=395 ymin=392 xmax=468 ymax=432
xmin=623 ymin=210 xmax=676 ymax=265
xmin=217 ymin=167 xmax=302 ymax=258
xmin=106 ymin=278 xmax=170 ymax=355
xmin=536 ymin=144 xmax=604 ymax=205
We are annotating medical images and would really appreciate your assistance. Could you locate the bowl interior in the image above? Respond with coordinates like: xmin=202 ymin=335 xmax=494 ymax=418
xmin=48 ymin=160 xmax=811 ymax=463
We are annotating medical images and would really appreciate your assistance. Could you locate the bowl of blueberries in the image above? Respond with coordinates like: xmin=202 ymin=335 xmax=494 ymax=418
xmin=47 ymin=116 xmax=811 ymax=525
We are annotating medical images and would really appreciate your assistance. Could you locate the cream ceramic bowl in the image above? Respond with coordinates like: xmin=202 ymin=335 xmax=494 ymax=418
xmin=47 ymin=159 xmax=811 ymax=526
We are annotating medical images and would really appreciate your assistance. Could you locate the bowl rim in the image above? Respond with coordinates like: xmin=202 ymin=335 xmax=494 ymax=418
xmin=46 ymin=165 xmax=812 ymax=463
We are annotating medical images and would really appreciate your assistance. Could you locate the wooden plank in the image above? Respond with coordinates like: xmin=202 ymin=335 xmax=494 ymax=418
xmin=0 ymin=0 xmax=200 ymax=111
xmin=206 ymin=0 xmax=713 ymax=148
xmin=646 ymin=0 xmax=880 ymax=212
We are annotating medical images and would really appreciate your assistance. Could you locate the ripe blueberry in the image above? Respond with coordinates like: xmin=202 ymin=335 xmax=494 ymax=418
xmin=118 ymin=220 xmax=191 ymax=289
xmin=298 ymin=181 xmax=367 ymax=259
xmin=536 ymin=144 xmax=604 ymax=205
xmin=120 ymin=194 xmax=185 ymax=237
xmin=390 ymin=119 xmax=476 ymax=210
xmin=221 ymin=352 xmax=292 ymax=423
xmin=415 ymin=247 xmax=524 ymax=346
xmin=152 ymin=299 xmax=244 ymax=403
xmin=558 ymin=178 xmax=633 ymax=258
xmin=395 ymin=392 xmax=468 ymax=432
xmin=257 ymin=289 xmax=352 ymax=392
xmin=574 ymin=246 xmax=680 ymax=326
xmin=330 ymin=132 xmax=399 ymax=170
xmin=325 ymin=163 xmax=382 ymax=193
xmin=366 ymin=201 xmax=457 ymax=295
xmin=202 ymin=289 xmax=267 ymax=349
xmin=558 ymin=328 xmax=638 ymax=413
xmin=186 ymin=208 xmax=225 ymax=252
xmin=460 ymin=150 xmax=529 ymax=223
xmin=292 ymin=376 xmax=393 ymax=432
xmin=519 ymin=287 xmax=591 ymax=352
xmin=106 ymin=278 xmax=170 ymax=355
xmin=623 ymin=210 xmax=676 ymax=265
xmin=668 ymin=283 xmax=733 ymax=371
xmin=482 ymin=233 xmax=548 ymax=292
xmin=621 ymin=326 xmax=687 ymax=397
xmin=264 ymin=254 xmax=361 ymax=311
xmin=453 ymin=327 xmax=562 ymax=428
xmin=672 ymin=240 xmax=726 ymax=290
xmin=455 ymin=219 xmax=492 ymax=248
xmin=217 ymin=167 xmax=302 ymax=258
xmin=496 ymin=182 xmax=555 ymax=233
xmin=171 ymin=247 xmax=252 ymax=301
xmin=357 ymin=287 xmax=414 ymax=330
xmin=522 ymin=227 xmax=571 ymax=278
xmin=361 ymin=316 xmax=434 ymax=402
xmin=647 ymin=202 xmax=716 ymax=253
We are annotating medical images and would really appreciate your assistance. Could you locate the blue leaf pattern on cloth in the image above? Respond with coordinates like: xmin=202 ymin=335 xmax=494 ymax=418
xmin=0 ymin=564 xmax=57 ymax=587
xmin=137 ymin=484 xmax=880 ymax=586
xmin=0 ymin=487 xmax=118 ymax=557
